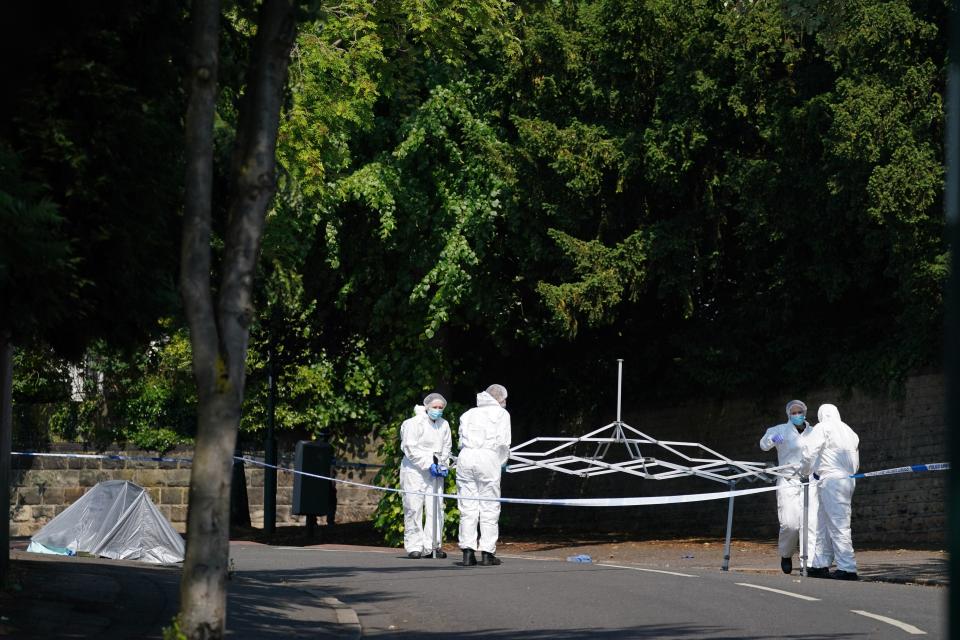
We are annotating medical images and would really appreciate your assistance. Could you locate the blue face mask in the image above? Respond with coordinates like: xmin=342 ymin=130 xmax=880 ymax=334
xmin=790 ymin=414 xmax=805 ymax=427
xmin=428 ymin=408 xmax=443 ymax=420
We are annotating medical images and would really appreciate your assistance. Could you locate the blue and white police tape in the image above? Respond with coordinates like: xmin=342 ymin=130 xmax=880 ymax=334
xmin=11 ymin=451 xmax=949 ymax=507
xmin=849 ymin=462 xmax=949 ymax=479
xmin=11 ymin=450 xmax=382 ymax=469
xmin=12 ymin=451 xmax=194 ymax=464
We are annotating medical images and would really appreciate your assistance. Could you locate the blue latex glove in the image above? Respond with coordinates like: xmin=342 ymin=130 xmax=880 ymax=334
xmin=437 ymin=464 xmax=449 ymax=477
xmin=771 ymin=434 xmax=784 ymax=445
xmin=430 ymin=463 xmax=442 ymax=477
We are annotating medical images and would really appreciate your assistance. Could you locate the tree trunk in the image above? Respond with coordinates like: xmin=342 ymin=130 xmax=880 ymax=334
xmin=178 ymin=0 xmax=297 ymax=637
xmin=0 ymin=333 xmax=13 ymax=583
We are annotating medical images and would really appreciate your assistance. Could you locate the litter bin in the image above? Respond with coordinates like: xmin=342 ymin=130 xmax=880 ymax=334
xmin=292 ymin=440 xmax=332 ymax=517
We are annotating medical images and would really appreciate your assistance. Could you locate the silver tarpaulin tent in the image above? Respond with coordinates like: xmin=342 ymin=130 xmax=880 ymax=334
xmin=26 ymin=479 xmax=185 ymax=564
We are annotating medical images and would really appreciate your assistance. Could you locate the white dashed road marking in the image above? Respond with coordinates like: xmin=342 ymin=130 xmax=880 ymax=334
xmin=851 ymin=610 xmax=926 ymax=635
xmin=735 ymin=583 xmax=821 ymax=601
xmin=598 ymin=563 xmax=697 ymax=577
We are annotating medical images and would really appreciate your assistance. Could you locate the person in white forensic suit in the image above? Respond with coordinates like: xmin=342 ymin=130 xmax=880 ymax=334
xmin=800 ymin=403 xmax=860 ymax=580
xmin=456 ymin=384 xmax=511 ymax=566
xmin=400 ymin=392 xmax=452 ymax=559
xmin=759 ymin=399 xmax=820 ymax=575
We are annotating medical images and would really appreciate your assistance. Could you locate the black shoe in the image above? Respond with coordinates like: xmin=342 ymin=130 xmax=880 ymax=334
xmin=462 ymin=548 xmax=477 ymax=566
xmin=431 ymin=549 xmax=448 ymax=559
xmin=407 ymin=551 xmax=421 ymax=559
xmin=480 ymin=551 xmax=502 ymax=566
xmin=831 ymin=569 xmax=859 ymax=581
xmin=780 ymin=557 xmax=792 ymax=574
xmin=806 ymin=566 xmax=830 ymax=578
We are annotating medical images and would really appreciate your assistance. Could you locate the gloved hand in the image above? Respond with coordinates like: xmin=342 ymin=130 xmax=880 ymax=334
xmin=430 ymin=463 xmax=449 ymax=478
xmin=771 ymin=434 xmax=784 ymax=445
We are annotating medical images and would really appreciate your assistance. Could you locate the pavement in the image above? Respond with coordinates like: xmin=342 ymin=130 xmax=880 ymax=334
xmin=1 ymin=535 xmax=947 ymax=638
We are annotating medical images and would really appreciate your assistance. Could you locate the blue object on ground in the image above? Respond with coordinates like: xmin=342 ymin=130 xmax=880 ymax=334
xmin=566 ymin=554 xmax=592 ymax=563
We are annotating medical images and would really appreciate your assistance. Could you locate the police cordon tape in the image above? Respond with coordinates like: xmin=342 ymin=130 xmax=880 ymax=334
xmin=11 ymin=451 xmax=949 ymax=507
xmin=850 ymin=462 xmax=949 ymax=479
xmin=10 ymin=450 xmax=382 ymax=469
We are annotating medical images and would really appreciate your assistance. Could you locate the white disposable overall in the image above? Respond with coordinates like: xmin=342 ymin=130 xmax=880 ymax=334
xmin=400 ymin=406 xmax=452 ymax=555
xmin=759 ymin=422 xmax=820 ymax=560
xmin=457 ymin=392 xmax=511 ymax=554
xmin=801 ymin=404 xmax=860 ymax=573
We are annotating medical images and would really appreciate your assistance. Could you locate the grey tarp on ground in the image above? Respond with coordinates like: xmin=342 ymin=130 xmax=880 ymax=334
xmin=26 ymin=479 xmax=185 ymax=564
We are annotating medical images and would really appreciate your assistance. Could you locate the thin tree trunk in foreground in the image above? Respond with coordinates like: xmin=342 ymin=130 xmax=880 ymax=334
xmin=179 ymin=1 xmax=296 ymax=637
xmin=0 ymin=333 xmax=13 ymax=584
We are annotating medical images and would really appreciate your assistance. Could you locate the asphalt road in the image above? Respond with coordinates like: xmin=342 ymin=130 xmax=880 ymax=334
xmin=229 ymin=545 xmax=946 ymax=639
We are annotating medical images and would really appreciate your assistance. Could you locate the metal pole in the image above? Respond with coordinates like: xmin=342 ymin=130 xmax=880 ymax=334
xmin=801 ymin=479 xmax=809 ymax=577
xmin=263 ymin=341 xmax=277 ymax=535
xmin=431 ymin=450 xmax=443 ymax=558
xmin=616 ymin=358 xmax=623 ymax=424
xmin=721 ymin=480 xmax=735 ymax=571
xmin=432 ymin=473 xmax=441 ymax=558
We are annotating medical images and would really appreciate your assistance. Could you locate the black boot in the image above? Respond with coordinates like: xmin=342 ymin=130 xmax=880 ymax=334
xmin=432 ymin=549 xmax=447 ymax=559
xmin=806 ymin=566 xmax=830 ymax=578
xmin=462 ymin=548 xmax=477 ymax=566
xmin=407 ymin=550 xmax=421 ymax=559
xmin=780 ymin=557 xmax=792 ymax=574
xmin=480 ymin=551 xmax=502 ymax=566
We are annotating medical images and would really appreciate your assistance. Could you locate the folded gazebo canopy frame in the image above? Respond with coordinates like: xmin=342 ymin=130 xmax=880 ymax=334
xmin=506 ymin=359 xmax=812 ymax=574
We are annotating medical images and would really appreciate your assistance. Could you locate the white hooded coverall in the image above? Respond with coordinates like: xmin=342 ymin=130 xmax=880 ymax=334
xmin=400 ymin=406 xmax=452 ymax=555
xmin=759 ymin=417 xmax=820 ymax=560
xmin=800 ymin=403 xmax=860 ymax=573
xmin=456 ymin=392 xmax=511 ymax=554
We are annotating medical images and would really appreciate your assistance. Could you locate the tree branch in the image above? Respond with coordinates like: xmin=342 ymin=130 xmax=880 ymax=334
xmin=218 ymin=0 xmax=298 ymax=386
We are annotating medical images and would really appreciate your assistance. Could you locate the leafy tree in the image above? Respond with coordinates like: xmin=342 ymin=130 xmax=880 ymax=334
xmin=499 ymin=0 xmax=946 ymax=397
xmin=0 ymin=2 xmax=189 ymax=578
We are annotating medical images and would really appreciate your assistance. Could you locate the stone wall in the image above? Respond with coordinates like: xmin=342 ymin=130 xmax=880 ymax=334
xmin=9 ymin=446 xmax=384 ymax=537
xmin=9 ymin=373 xmax=946 ymax=547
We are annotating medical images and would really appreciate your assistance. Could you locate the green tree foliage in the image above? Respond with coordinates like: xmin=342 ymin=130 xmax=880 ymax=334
xmin=0 ymin=3 xmax=188 ymax=355
xmin=13 ymin=328 xmax=196 ymax=452
xmin=1 ymin=3 xmax=192 ymax=456
xmin=269 ymin=0 xmax=518 ymax=540
xmin=3 ymin=0 xmax=945 ymax=547
xmin=0 ymin=146 xmax=77 ymax=341
xmin=499 ymin=0 xmax=946 ymax=396
xmin=281 ymin=0 xmax=942 ymax=538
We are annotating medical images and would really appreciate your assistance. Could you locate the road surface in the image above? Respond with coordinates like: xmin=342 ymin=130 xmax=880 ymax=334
xmin=229 ymin=544 xmax=945 ymax=638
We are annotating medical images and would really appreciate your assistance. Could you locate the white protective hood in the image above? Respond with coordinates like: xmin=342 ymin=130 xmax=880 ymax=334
xmin=27 ymin=479 xmax=185 ymax=564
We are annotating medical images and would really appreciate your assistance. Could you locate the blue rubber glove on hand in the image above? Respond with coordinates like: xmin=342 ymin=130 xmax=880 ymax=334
xmin=771 ymin=434 xmax=784 ymax=445
xmin=430 ymin=463 xmax=449 ymax=478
